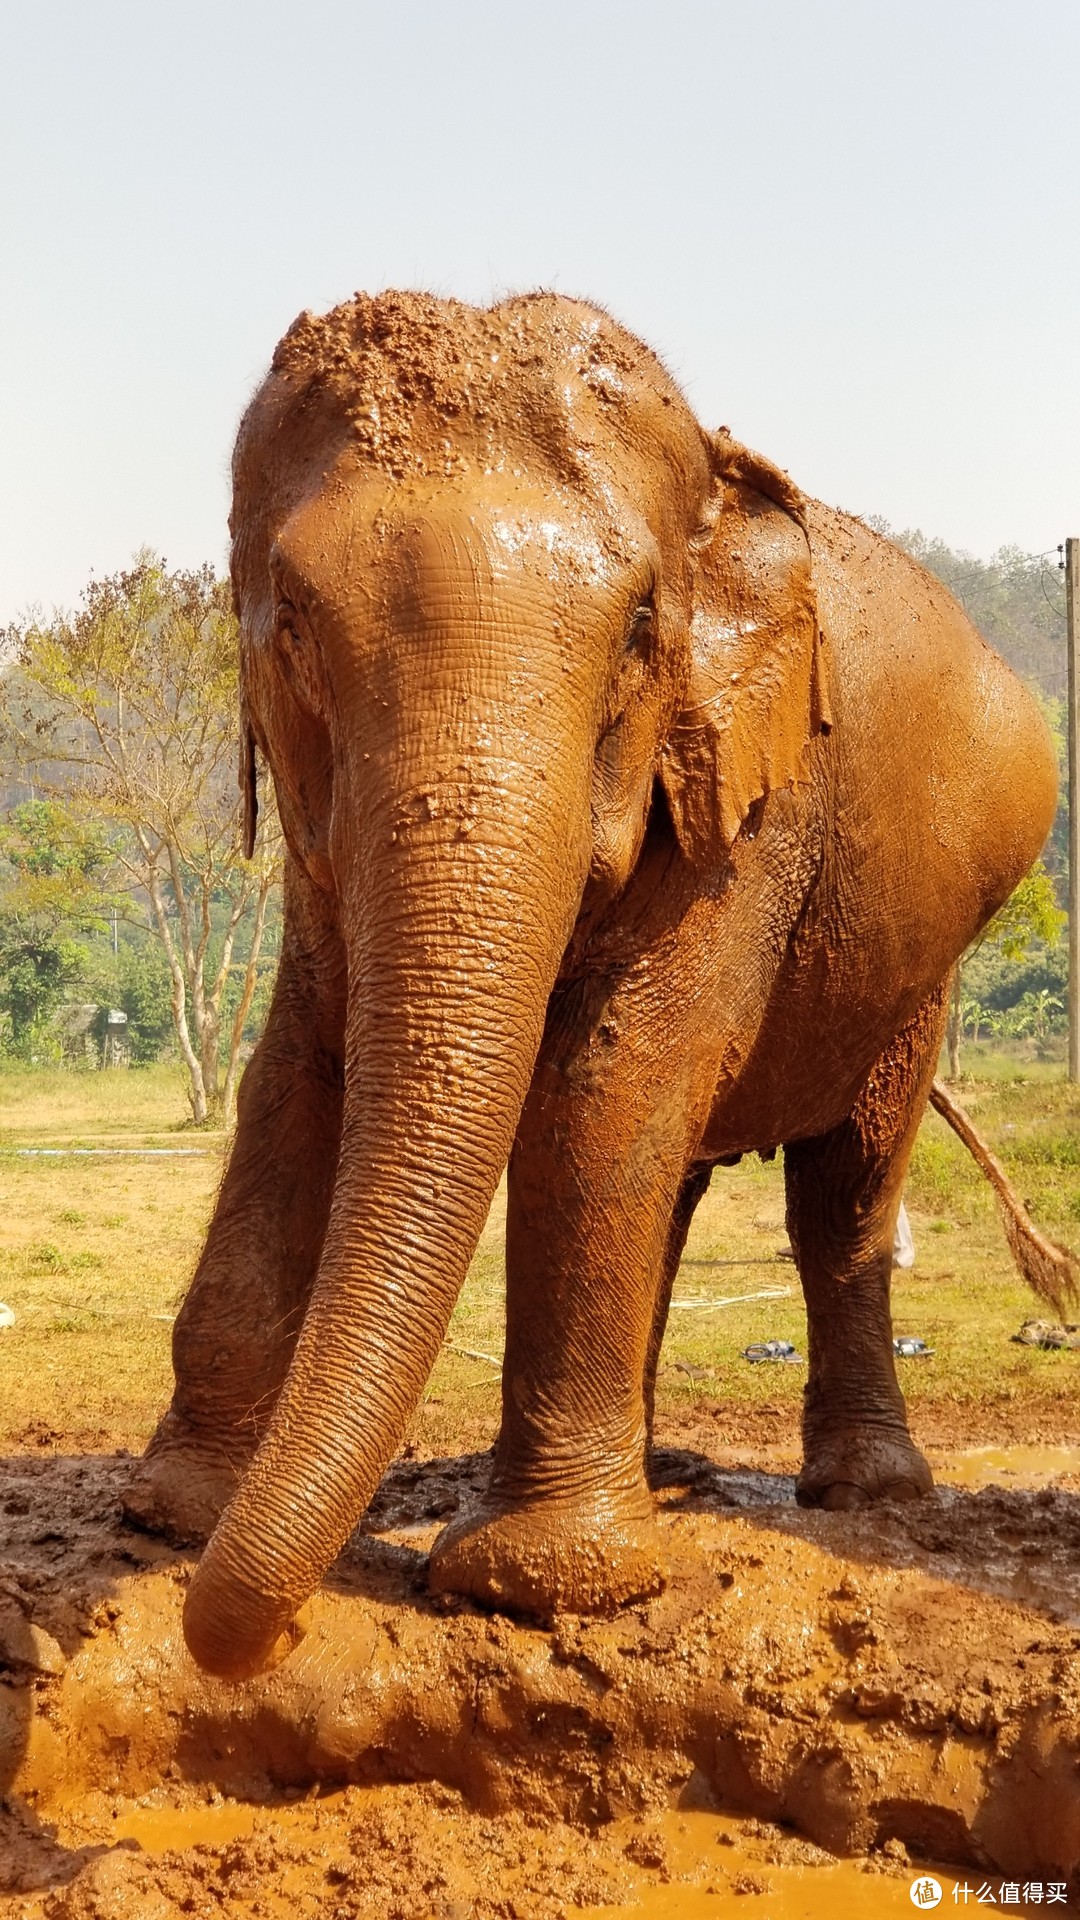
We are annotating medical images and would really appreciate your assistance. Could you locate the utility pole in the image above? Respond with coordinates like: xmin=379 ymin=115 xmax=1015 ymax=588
xmin=1060 ymin=541 xmax=1068 ymax=1075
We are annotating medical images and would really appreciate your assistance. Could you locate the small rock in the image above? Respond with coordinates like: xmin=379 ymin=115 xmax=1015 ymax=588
xmin=623 ymin=1833 xmax=669 ymax=1875
xmin=0 ymin=1303 xmax=14 ymax=1331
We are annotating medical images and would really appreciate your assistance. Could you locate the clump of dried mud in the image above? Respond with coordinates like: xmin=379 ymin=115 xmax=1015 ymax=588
xmin=1 ymin=1447 xmax=1079 ymax=1916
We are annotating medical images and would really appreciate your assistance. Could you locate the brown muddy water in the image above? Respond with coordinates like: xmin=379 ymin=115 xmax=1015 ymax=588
xmin=7 ymin=1788 xmax=1062 ymax=1918
xmin=23 ymin=1796 xmax=1042 ymax=1917
xmin=1 ymin=1445 xmax=1078 ymax=1916
xmin=934 ymin=1444 xmax=1080 ymax=1490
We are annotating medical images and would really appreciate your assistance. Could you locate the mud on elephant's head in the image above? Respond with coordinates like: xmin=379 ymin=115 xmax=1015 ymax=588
xmin=184 ymin=293 xmax=828 ymax=1678
xmin=231 ymin=291 xmax=827 ymax=904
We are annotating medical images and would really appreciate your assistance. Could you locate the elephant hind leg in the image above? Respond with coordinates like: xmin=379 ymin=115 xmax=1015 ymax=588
xmin=786 ymin=984 xmax=948 ymax=1511
xmin=643 ymin=1162 xmax=713 ymax=1450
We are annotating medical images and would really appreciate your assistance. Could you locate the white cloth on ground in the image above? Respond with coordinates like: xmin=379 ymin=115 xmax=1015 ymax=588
xmin=893 ymin=1201 xmax=915 ymax=1270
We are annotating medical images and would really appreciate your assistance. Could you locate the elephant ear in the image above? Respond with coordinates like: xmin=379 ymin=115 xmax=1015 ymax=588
xmin=660 ymin=431 xmax=830 ymax=864
xmin=240 ymin=711 xmax=258 ymax=860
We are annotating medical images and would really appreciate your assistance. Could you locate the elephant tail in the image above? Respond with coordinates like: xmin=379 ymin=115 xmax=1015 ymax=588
xmin=928 ymin=1079 xmax=1079 ymax=1318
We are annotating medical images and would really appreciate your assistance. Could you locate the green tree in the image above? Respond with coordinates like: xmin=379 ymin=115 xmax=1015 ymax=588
xmin=945 ymin=862 xmax=1065 ymax=1079
xmin=2 ymin=557 xmax=282 ymax=1122
xmin=115 ymin=937 xmax=177 ymax=1064
xmin=0 ymin=800 xmax=115 ymax=1055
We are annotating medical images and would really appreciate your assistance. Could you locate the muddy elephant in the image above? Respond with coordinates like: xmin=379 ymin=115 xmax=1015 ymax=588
xmin=129 ymin=291 xmax=1058 ymax=1680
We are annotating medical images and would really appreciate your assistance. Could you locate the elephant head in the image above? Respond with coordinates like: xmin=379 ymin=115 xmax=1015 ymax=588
xmin=183 ymin=292 xmax=828 ymax=1677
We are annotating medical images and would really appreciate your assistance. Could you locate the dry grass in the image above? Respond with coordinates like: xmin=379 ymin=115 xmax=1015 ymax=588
xmin=1 ymin=1061 xmax=1078 ymax=1460
xmin=0 ymin=1061 xmax=208 ymax=1147
xmin=0 ymin=1068 xmax=223 ymax=1449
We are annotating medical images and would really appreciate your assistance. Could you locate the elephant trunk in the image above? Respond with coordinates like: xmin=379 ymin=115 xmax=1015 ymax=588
xmin=182 ymin=711 xmax=593 ymax=1678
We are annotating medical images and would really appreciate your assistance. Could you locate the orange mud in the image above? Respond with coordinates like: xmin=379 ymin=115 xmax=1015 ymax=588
xmin=2 ymin=1447 xmax=1079 ymax=1916
xmin=935 ymin=1445 xmax=1080 ymax=1491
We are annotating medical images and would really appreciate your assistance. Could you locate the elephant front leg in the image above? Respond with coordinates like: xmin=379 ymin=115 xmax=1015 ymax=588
xmin=429 ymin=988 xmax=716 ymax=1615
xmin=786 ymin=988 xmax=947 ymax=1511
xmin=125 ymin=860 xmax=346 ymax=1542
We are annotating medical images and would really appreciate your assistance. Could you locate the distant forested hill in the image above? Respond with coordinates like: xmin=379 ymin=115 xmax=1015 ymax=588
xmin=868 ymin=521 xmax=1068 ymax=702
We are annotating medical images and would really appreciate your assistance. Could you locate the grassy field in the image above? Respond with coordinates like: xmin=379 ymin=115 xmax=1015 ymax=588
xmin=0 ymin=1056 xmax=1078 ymax=1460
xmin=0 ymin=1066 xmax=225 ymax=1449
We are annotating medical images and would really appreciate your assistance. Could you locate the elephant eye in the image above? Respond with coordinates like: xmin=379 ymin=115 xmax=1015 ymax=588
xmin=624 ymin=600 xmax=655 ymax=657
xmin=274 ymin=602 xmax=304 ymax=654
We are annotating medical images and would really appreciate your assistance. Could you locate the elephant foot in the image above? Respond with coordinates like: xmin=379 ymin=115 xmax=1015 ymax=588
xmin=123 ymin=1413 xmax=257 ymax=1545
xmin=427 ymin=1490 xmax=667 ymax=1618
xmin=797 ymin=1423 xmax=933 ymax=1511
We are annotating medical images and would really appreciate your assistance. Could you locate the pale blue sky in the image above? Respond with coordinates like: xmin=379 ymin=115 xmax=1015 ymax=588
xmin=3 ymin=0 xmax=1078 ymax=617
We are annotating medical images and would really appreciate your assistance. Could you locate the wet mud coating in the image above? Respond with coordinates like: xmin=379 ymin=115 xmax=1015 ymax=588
xmin=120 ymin=289 xmax=1064 ymax=1689
xmin=10 ymin=292 xmax=1075 ymax=1906
xmin=2 ymin=1450 xmax=1079 ymax=1912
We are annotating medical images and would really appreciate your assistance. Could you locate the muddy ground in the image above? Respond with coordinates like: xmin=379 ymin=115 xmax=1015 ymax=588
xmin=3 ymin=1073 xmax=1079 ymax=1912
xmin=1 ymin=1412 xmax=1079 ymax=1918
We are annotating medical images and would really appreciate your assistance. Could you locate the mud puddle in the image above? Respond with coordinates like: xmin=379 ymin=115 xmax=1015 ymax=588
xmin=55 ymin=1788 xmax=269 ymax=1854
xmin=933 ymin=1444 xmax=1080 ymax=1490
xmin=578 ymin=1811 xmax=1051 ymax=1915
xmin=1 ymin=1450 xmax=1079 ymax=1913
xmin=7 ymin=1793 xmax=1058 ymax=1918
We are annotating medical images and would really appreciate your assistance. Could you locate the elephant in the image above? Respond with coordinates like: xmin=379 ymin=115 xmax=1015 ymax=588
xmin=126 ymin=290 xmax=1060 ymax=1681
